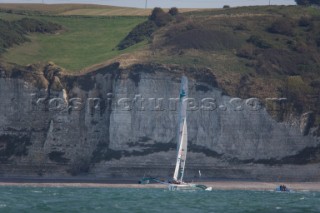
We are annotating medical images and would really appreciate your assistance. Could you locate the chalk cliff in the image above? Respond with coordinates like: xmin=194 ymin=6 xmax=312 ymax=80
xmin=0 ymin=62 xmax=319 ymax=181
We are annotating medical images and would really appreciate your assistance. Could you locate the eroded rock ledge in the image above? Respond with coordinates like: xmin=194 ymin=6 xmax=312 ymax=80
xmin=0 ymin=62 xmax=319 ymax=181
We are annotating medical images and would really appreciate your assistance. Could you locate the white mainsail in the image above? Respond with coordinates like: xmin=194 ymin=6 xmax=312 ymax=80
xmin=167 ymin=76 xmax=212 ymax=191
xmin=173 ymin=76 xmax=188 ymax=182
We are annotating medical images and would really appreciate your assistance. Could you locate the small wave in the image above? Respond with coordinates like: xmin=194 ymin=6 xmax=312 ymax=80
xmin=0 ymin=204 xmax=7 ymax=208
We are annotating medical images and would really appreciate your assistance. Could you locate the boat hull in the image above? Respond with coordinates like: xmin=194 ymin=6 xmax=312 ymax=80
xmin=168 ymin=183 xmax=200 ymax=191
xmin=168 ymin=183 xmax=212 ymax=191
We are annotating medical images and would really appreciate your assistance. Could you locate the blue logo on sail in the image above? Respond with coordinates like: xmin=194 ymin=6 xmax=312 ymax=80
xmin=180 ymin=90 xmax=186 ymax=99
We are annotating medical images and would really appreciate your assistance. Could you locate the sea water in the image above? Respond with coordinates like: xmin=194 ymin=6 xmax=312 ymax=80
xmin=0 ymin=187 xmax=319 ymax=213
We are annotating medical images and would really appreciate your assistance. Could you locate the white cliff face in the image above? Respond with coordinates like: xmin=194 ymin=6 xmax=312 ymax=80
xmin=0 ymin=63 xmax=319 ymax=180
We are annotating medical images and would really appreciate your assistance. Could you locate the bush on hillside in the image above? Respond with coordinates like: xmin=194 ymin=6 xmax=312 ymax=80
xmin=236 ymin=44 xmax=256 ymax=59
xmin=287 ymin=40 xmax=310 ymax=53
xmin=0 ymin=19 xmax=29 ymax=53
xmin=149 ymin=7 xmax=172 ymax=27
xmin=168 ymin=7 xmax=179 ymax=16
xmin=247 ymin=35 xmax=272 ymax=49
xmin=117 ymin=7 xmax=177 ymax=50
xmin=233 ymin=23 xmax=247 ymax=31
xmin=223 ymin=5 xmax=231 ymax=9
xmin=284 ymin=76 xmax=313 ymax=113
xmin=299 ymin=16 xmax=313 ymax=26
xmin=296 ymin=0 xmax=312 ymax=5
xmin=14 ymin=18 xmax=62 ymax=33
xmin=310 ymin=79 xmax=320 ymax=88
xmin=267 ymin=19 xmax=294 ymax=36
xmin=149 ymin=7 xmax=163 ymax=21
xmin=175 ymin=14 xmax=187 ymax=23
xmin=316 ymin=36 xmax=320 ymax=47
xmin=165 ymin=28 xmax=241 ymax=51
xmin=295 ymin=0 xmax=320 ymax=5
xmin=313 ymin=0 xmax=320 ymax=5
xmin=165 ymin=20 xmax=197 ymax=39
xmin=0 ymin=18 xmax=62 ymax=54
xmin=117 ymin=21 xmax=157 ymax=50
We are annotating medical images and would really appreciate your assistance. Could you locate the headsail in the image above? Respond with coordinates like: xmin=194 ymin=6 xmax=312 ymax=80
xmin=173 ymin=76 xmax=188 ymax=182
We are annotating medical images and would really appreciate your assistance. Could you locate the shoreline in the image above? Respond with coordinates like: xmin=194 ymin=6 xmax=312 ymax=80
xmin=0 ymin=180 xmax=320 ymax=191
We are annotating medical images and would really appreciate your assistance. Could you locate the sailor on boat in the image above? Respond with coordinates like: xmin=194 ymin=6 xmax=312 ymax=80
xmin=280 ymin=185 xmax=288 ymax=191
xmin=276 ymin=184 xmax=290 ymax=192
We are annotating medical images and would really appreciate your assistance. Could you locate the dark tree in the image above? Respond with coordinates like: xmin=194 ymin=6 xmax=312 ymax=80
xmin=168 ymin=7 xmax=179 ymax=16
xmin=310 ymin=0 xmax=320 ymax=5
xmin=149 ymin=7 xmax=172 ymax=27
xmin=295 ymin=0 xmax=310 ymax=5
xmin=149 ymin=7 xmax=165 ymax=21
xmin=295 ymin=0 xmax=320 ymax=5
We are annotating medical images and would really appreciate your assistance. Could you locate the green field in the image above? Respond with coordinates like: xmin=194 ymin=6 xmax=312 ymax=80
xmin=0 ymin=3 xmax=153 ymax=16
xmin=0 ymin=3 xmax=201 ymax=16
xmin=0 ymin=13 xmax=146 ymax=72
xmin=0 ymin=4 xmax=201 ymax=73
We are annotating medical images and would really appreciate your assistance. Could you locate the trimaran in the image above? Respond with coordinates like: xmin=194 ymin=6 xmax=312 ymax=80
xmin=139 ymin=76 xmax=212 ymax=191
